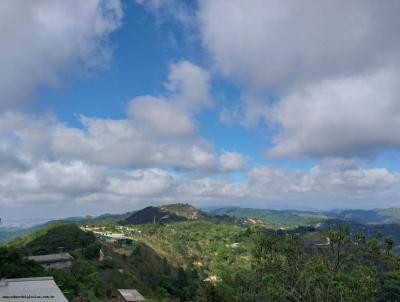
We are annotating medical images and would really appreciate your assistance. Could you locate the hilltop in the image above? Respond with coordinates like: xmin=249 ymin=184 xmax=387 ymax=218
xmin=122 ymin=203 xmax=235 ymax=226
xmin=160 ymin=203 xmax=205 ymax=220
xmin=122 ymin=206 xmax=187 ymax=225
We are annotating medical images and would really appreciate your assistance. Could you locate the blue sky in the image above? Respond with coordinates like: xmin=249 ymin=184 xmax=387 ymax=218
xmin=34 ymin=1 xmax=273 ymax=169
xmin=1 ymin=0 xmax=400 ymax=222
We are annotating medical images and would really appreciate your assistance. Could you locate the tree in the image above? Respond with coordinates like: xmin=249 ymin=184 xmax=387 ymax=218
xmin=384 ymin=236 xmax=395 ymax=255
xmin=0 ymin=247 xmax=44 ymax=279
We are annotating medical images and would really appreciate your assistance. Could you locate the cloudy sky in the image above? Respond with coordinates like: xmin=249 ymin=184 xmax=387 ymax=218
xmin=1 ymin=0 xmax=400 ymax=222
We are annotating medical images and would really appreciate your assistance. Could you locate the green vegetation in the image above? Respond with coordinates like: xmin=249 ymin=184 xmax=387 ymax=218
xmin=136 ymin=220 xmax=252 ymax=273
xmin=201 ymin=225 xmax=400 ymax=301
xmin=332 ymin=208 xmax=400 ymax=224
xmin=12 ymin=223 xmax=96 ymax=255
xmin=0 ymin=223 xmax=52 ymax=244
xmin=211 ymin=206 xmax=328 ymax=227
xmin=0 ymin=247 xmax=44 ymax=278
xmin=160 ymin=203 xmax=205 ymax=219
xmin=318 ymin=219 xmax=400 ymax=248
xmin=123 ymin=206 xmax=187 ymax=225
xmin=3 ymin=204 xmax=400 ymax=301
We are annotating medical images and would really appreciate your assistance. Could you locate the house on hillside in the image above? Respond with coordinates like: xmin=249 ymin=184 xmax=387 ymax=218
xmin=27 ymin=253 xmax=74 ymax=269
xmin=302 ymin=232 xmax=331 ymax=254
xmin=0 ymin=276 xmax=68 ymax=302
xmin=116 ymin=289 xmax=146 ymax=301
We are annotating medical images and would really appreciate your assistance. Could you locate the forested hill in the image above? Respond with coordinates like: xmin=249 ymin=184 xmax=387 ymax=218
xmin=210 ymin=206 xmax=328 ymax=227
xmin=210 ymin=206 xmax=400 ymax=226
xmin=329 ymin=208 xmax=400 ymax=224
xmin=122 ymin=204 xmax=236 ymax=226
xmin=122 ymin=206 xmax=187 ymax=225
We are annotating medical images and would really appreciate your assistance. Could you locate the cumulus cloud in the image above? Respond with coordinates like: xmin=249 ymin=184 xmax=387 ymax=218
xmin=0 ymin=0 xmax=122 ymax=110
xmin=268 ymin=69 xmax=400 ymax=158
xmin=198 ymin=0 xmax=400 ymax=92
xmin=3 ymin=0 xmax=400 ymax=216
xmin=245 ymin=159 xmax=400 ymax=208
xmin=0 ymin=61 xmax=249 ymax=173
xmin=197 ymin=0 xmax=400 ymax=158
xmin=219 ymin=151 xmax=247 ymax=172
xmin=108 ymin=169 xmax=178 ymax=196
xmin=127 ymin=60 xmax=211 ymax=138
xmin=0 ymin=147 xmax=399 ymax=213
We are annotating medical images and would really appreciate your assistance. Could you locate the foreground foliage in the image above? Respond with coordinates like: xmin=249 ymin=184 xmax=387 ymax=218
xmin=2 ymin=220 xmax=400 ymax=301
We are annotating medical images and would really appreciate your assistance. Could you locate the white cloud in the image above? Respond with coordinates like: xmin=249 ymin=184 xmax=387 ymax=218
xmin=0 ymin=161 xmax=107 ymax=203
xmin=0 ymin=0 xmax=122 ymax=110
xmin=3 ymin=0 xmax=400 ymax=216
xmin=219 ymin=151 xmax=247 ymax=172
xmin=246 ymin=159 xmax=400 ymax=206
xmin=0 ymin=111 xmax=216 ymax=172
xmin=0 ymin=150 xmax=399 ymax=212
xmin=108 ymin=168 xmax=178 ymax=196
xmin=135 ymin=0 xmax=193 ymax=25
xmin=0 ymin=61 xmax=220 ymax=171
xmin=127 ymin=60 xmax=211 ymax=138
xmin=198 ymin=0 xmax=400 ymax=92
xmin=268 ymin=69 xmax=400 ymax=158
xmin=128 ymin=96 xmax=195 ymax=137
xmin=197 ymin=0 xmax=400 ymax=158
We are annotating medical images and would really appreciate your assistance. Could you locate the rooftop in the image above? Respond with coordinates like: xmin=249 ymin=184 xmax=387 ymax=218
xmin=117 ymin=289 xmax=146 ymax=301
xmin=27 ymin=253 xmax=74 ymax=264
xmin=0 ymin=277 xmax=68 ymax=302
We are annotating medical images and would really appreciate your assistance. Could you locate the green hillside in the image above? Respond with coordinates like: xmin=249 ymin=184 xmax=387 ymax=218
xmin=0 ymin=224 xmax=46 ymax=244
xmin=210 ymin=206 xmax=328 ymax=227
xmin=0 ymin=218 xmax=84 ymax=244
xmin=3 ymin=204 xmax=400 ymax=301
xmin=318 ymin=219 xmax=400 ymax=249
xmin=331 ymin=208 xmax=400 ymax=224
xmin=160 ymin=203 xmax=206 ymax=220
xmin=135 ymin=220 xmax=252 ymax=272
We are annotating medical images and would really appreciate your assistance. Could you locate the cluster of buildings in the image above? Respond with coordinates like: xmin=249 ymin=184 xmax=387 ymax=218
xmin=0 ymin=251 xmax=146 ymax=301
xmin=80 ymin=226 xmax=139 ymax=245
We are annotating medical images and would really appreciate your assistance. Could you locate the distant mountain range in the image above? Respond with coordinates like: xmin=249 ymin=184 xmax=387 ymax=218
xmin=209 ymin=207 xmax=328 ymax=227
xmin=0 ymin=217 xmax=83 ymax=244
xmin=4 ymin=203 xmax=400 ymax=244
xmin=209 ymin=206 xmax=400 ymax=226
xmin=328 ymin=208 xmax=400 ymax=224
